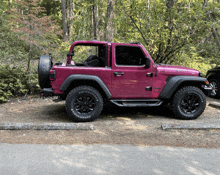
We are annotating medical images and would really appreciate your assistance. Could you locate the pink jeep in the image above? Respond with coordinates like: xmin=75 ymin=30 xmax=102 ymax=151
xmin=38 ymin=40 xmax=211 ymax=122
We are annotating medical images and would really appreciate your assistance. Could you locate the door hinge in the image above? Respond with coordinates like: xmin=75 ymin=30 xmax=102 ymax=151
xmin=146 ymin=73 xmax=153 ymax=77
xmin=145 ymin=86 xmax=152 ymax=91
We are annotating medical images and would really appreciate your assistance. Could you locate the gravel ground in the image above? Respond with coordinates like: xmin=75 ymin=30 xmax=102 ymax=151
xmin=0 ymin=96 xmax=219 ymax=148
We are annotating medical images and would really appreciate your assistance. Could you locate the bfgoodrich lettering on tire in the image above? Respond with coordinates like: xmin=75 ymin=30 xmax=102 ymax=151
xmin=65 ymin=86 xmax=103 ymax=122
xmin=172 ymin=86 xmax=206 ymax=120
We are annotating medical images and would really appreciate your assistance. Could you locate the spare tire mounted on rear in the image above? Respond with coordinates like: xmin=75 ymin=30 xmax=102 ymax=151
xmin=38 ymin=55 xmax=52 ymax=89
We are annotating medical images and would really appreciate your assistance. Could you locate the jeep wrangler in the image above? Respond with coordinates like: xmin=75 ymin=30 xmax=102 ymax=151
xmin=38 ymin=40 xmax=212 ymax=122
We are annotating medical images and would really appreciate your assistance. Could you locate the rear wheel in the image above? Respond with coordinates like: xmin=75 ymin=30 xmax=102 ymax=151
xmin=38 ymin=55 xmax=52 ymax=89
xmin=172 ymin=86 xmax=206 ymax=120
xmin=65 ymin=86 xmax=103 ymax=122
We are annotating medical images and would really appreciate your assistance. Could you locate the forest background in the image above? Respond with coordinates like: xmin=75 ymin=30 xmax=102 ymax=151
xmin=0 ymin=0 xmax=220 ymax=103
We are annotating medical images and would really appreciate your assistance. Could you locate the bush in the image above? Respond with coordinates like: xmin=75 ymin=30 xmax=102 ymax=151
xmin=0 ymin=65 xmax=38 ymax=103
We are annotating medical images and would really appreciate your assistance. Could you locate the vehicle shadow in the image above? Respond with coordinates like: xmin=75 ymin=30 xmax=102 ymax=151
xmin=38 ymin=103 xmax=73 ymax=122
xmin=100 ymin=105 xmax=176 ymax=121
xmin=39 ymin=103 xmax=175 ymax=122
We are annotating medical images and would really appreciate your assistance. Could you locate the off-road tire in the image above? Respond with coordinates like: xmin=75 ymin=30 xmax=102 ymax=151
xmin=38 ymin=55 xmax=52 ymax=89
xmin=171 ymin=86 xmax=206 ymax=120
xmin=208 ymin=78 xmax=220 ymax=98
xmin=65 ymin=86 xmax=103 ymax=122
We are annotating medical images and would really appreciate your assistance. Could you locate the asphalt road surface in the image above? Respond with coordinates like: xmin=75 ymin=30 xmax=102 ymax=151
xmin=0 ymin=144 xmax=219 ymax=175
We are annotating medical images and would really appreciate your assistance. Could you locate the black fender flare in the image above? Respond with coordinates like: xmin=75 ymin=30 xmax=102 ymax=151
xmin=159 ymin=76 xmax=208 ymax=99
xmin=60 ymin=74 xmax=112 ymax=99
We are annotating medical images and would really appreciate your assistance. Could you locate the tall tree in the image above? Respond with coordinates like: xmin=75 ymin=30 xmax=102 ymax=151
xmin=69 ymin=0 xmax=73 ymax=39
xmin=61 ymin=0 xmax=68 ymax=41
xmin=105 ymin=0 xmax=114 ymax=42
xmin=9 ymin=0 xmax=61 ymax=70
xmin=204 ymin=0 xmax=220 ymax=51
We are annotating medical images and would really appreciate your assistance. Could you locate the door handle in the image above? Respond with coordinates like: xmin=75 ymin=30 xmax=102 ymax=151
xmin=114 ymin=72 xmax=124 ymax=77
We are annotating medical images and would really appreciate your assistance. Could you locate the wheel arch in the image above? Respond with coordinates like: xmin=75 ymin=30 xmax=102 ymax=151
xmin=60 ymin=74 xmax=112 ymax=100
xmin=159 ymin=76 xmax=208 ymax=100
xmin=206 ymin=73 xmax=220 ymax=81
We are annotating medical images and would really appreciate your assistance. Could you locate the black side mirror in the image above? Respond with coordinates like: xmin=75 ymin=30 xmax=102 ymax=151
xmin=145 ymin=57 xmax=151 ymax=69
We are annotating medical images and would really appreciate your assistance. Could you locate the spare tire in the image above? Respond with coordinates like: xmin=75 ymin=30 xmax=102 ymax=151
xmin=38 ymin=55 xmax=52 ymax=89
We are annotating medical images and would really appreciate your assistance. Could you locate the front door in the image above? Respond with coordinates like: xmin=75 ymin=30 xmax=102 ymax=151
xmin=111 ymin=44 xmax=153 ymax=98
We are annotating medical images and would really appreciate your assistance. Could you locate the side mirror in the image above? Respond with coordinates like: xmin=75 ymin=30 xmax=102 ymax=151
xmin=145 ymin=57 xmax=151 ymax=69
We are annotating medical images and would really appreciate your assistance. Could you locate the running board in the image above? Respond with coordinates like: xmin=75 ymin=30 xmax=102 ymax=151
xmin=110 ymin=99 xmax=163 ymax=107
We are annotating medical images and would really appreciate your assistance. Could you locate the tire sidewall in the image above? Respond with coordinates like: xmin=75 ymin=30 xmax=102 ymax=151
xmin=173 ymin=87 xmax=206 ymax=119
xmin=66 ymin=86 xmax=103 ymax=122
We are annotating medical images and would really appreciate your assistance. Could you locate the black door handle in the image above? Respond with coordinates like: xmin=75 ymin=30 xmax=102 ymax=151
xmin=114 ymin=72 xmax=124 ymax=77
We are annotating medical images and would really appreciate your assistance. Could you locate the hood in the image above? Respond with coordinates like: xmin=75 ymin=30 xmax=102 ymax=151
xmin=156 ymin=64 xmax=200 ymax=76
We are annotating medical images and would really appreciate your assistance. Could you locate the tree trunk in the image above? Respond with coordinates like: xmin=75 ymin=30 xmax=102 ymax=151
xmin=69 ymin=0 xmax=73 ymax=39
xmin=92 ymin=1 xmax=99 ymax=40
xmin=95 ymin=4 xmax=99 ymax=40
xmin=61 ymin=0 xmax=68 ymax=41
xmin=105 ymin=0 xmax=114 ymax=42
xmin=157 ymin=0 xmax=174 ymax=63
xmin=27 ymin=42 xmax=32 ymax=72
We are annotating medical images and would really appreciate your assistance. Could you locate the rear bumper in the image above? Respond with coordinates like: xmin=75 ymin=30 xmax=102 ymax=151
xmin=41 ymin=88 xmax=54 ymax=97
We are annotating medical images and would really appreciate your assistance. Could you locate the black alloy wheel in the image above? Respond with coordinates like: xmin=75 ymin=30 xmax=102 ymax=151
xmin=74 ymin=93 xmax=96 ymax=115
xmin=65 ymin=86 xmax=103 ymax=122
xmin=208 ymin=78 xmax=220 ymax=98
xmin=179 ymin=93 xmax=201 ymax=115
xmin=172 ymin=86 xmax=206 ymax=120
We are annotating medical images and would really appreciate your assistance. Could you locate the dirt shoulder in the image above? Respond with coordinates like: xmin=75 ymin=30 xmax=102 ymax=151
xmin=0 ymin=96 xmax=220 ymax=148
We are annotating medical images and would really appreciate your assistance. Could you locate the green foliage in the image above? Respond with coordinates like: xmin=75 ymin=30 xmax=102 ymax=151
xmin=173 ymin=45 xmax=215 ymax=75
xmin=73 ymin=45 xmax=98 ymax=62
xmin=0 ymin=65 xmax=38 ymax=103
xmin=39 ymin=0 xmax=62 ymax=23
xmin=0 ymin=2 xmax=28 ymax=64
xmin=115 ymin=0 xmax=214 ymax=64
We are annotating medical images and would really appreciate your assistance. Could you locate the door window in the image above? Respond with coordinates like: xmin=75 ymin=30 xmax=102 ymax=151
xmin=115 ymin=46 xmax=145 ymax=66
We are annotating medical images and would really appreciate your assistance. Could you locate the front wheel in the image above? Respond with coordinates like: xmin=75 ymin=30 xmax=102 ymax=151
xmin=171 ymin=86 xmax=206 ymax=120
xmin=208 ymin=78 xmax=220 ymax=98
xmin=65 ymin=86 xmax=103 ymax=122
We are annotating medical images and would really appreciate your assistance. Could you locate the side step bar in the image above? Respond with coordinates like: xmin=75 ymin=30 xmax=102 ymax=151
xmin=110 ymin=99 xmax=163 ymax=107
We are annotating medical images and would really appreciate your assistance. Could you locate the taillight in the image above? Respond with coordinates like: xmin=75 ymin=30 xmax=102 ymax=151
xmin=49 ymin=70 xmax=56 ymax=80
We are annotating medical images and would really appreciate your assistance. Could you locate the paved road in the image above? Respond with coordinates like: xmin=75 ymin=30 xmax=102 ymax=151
xmin=0 ymin=144 xmax=219 ymax=175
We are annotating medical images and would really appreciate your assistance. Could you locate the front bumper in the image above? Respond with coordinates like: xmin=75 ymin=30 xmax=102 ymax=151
xmin=202 ymin=85 xmax=213 ymax=91
xmin=201 ymin=84 xmax=213 ymax=96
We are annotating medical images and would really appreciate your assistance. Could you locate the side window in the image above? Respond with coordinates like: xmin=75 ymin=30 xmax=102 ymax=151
xmin=73 ymin=45 xmax=106 ymax=67
xmin=74 ymin=45 xmax=98 ymax=62
xmin=115 ymin=46 xmax=145 ymax=66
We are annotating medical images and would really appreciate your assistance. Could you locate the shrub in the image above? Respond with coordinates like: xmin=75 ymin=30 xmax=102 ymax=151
xmin=0 ymin=65 xmax=38 ymax=103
